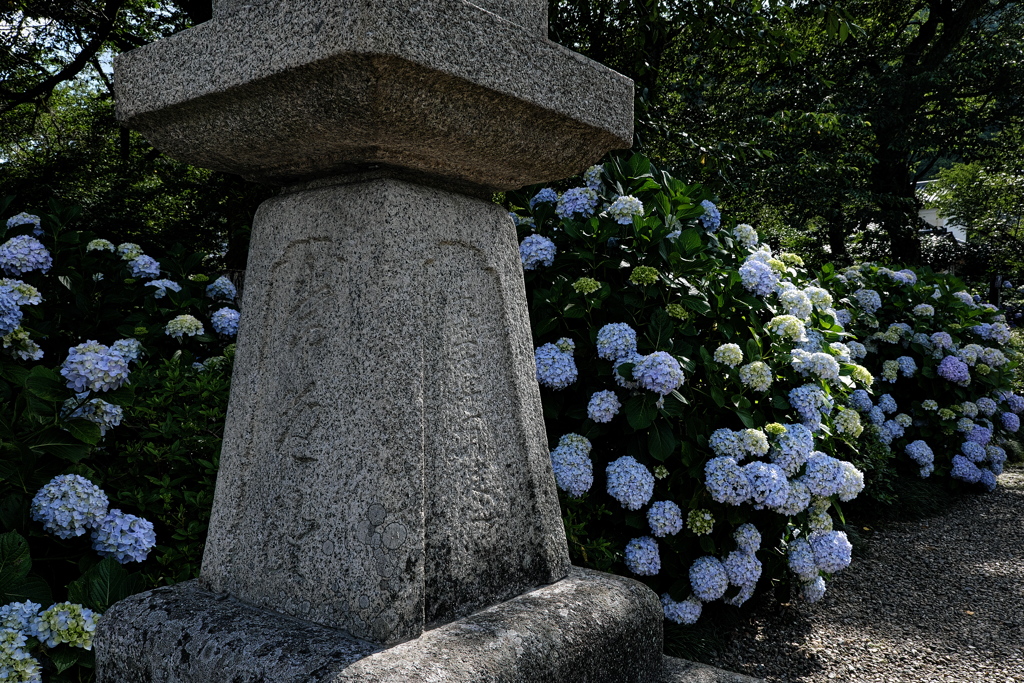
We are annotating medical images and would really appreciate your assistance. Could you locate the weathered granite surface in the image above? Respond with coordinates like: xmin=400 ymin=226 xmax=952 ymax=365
xmin=113 ymin=0 xmax=632 ymax=189
xmin=199 ymin=177 xmax=569 ymax=645
xmin=661 ymin=657 xmax=765 ymax=683
xmin=95 ymin=568 xmax=663 ymax=682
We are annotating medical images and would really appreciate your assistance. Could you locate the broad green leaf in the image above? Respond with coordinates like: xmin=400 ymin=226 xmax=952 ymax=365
xmin=25 ymin=367 xmax=67 ymax=401
xmin=4 ymin=577 xmax=52 ymax=606
xmin=0 ymin=532 xmax=32 ymax=598
xmin=648 ymin=422 xmax=679 ymax=461
xmin=625 ymin=396 xmax=658 ymax=431
xmin=710 ymin=386 xmax=726 ymax=408
xmin=68 ymin=557 xmax=145 ymax=612
xmin=65 ymin=419 xmax=102 ymax=446
xmin=48 ymin=647 xmax=82 ymax=674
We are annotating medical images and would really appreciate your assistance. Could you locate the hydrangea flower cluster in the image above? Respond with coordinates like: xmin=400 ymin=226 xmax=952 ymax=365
xmin=788 ymin=384 xmax=832 ymax=429
xmin=211 ymin=307 xmax=241 ymax=336
xmin=687 ymin=509 xmax=715 ymax=535
xmin=535 ymin=338 xmax=577 ymax=389
xmin=86 ymin=238 xmax=115 ymax=252
xmin=624 ymin=536 xmax=661 ymax=575
xmin=739 ymin=259 xmax=778 ymax=296
xmin=6 ymin=212 xmax=41 ymax=232
xmin=689 ymin=556 xmax=728 ymax=601
xmin=661 ymin=594 xmax=702 ymax=625
xmin=550 ymin=433 xmax=593 ymax=497
xmin=60 ymin=340 xmax=131 ymax=393
xmin=647 ymin=500 xmax=684 ymax=537
xmin=556 ymin=187 xmax=598 ymax=219
xmin=0 ymin=627 xmax=41 ymax=681
xmin=64 ymin=395 xmax=124 ymax=436
xmin=144 ymin=278 xmax=182 ymax=298
xmin=166 ymin=314 xmax=205 ymax=339
xmin=606 ymin=195 xmax=644 ymax=224
xmin=29 ymin=475 xmax=109 ymax=539
xmin=854 ymin=288 xmax=882 ymax=314
xmin=632 ymin=351 xmax=684 ymax=395
xmin=127 ymin=254 xmax=160 ymax=278
xmin=583 ymin=165 xmax=603 ymax=190
xmin=206 ymin=275 xmax=237 ymax=301
xmin=587 ymin=390 xmax=620 ymax=423
xmin=92 ymin=509 xmax=157 ymax=563
xmin=698 ymin=200 xmax=721 ymax=232
xmin=519 ymin=234 xmax=556 ymax=270
xmin=31 ymin=602 xmax=100 ymax=649
xmin=0 ymin=236 xmax=52 ymax=276
xmin=714 ymin=343 xmax=743 ymax=367
xmin=732 ymin=223 xmax=758 ymax=249
xmin=937 ymin=355 xmax=971 ymax=385
xmin=606 ymin=456 xmax=655 ymax=510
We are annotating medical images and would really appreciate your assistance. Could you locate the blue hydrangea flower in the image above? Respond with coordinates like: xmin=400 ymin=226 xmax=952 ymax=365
xmin=723 ymin=550 xmax=762 ymax=588
xmin=211 ymin=307 xmax=241 ymax=336
xmin=966 ymin=426 xmax=993 ymax=446
xmin=769 ymin=423 xmax=814 ymax=476
xmin=977 ymin=397 xmax=998 ymax=417
xmin=31 ymin=602 xmax=100 ymax=650
xmin=144 ymin=279 xmax=182 ymax=298
xmin=529 ymin=187 xmax=558 ymax=209
xmin=519 ymin=234 xmax=556 ymax=270
xmin=550 ymin=433 xmax=593 ymax=498
xmin=92 ymin=509 xmax=156 ymax=563
xmin=0 ymin=279 xmax=41 ymax=306
xmin=931 ymin=331 xmax=953 ymax=350
xmin=30 ymin=475 xmax=109 ymax=539
xmin=206 ymin=275 xmax=237 ymax=301
xmin=937 ymin=356 xmax=971 ymax=385
xmin=801 ymin=576 xmax=826 ymax=603
xmin=837 ymin=461 xmax=864 ymax=501
xmin=877 ymin=394 xmax=897 ymax=414
xmin=116 ymin=242 xmax=143 ymax=260
xmin=556 ymin=187 xmax=598 ymax=219
xmin=0 ymin=235 xmax=51 ymax=276
xmin=905 ymin=441 xmax=934 ymax=474
xmin=583 ymin=165 xmax=603 ymax=190
xmin=801 ymin=452 xmax=845 ymax=497
xmin=165 ymin=314 xmax=205 ymax=339
xmin=110 ymin=338 xmax=142 ymax=363
xmin=661 ymin=594 xmax=702 ymax=625
xmin=962 ymin=441 xmax=986 ymax=463
xmin=978 ymin=468 xmax=997 ymax=492
xmin=790 ymin=349 xmax=840 ymax=382
xmin=0 ymin=288 xmax=23 ymax=337
xmin=613 ymin=351 xmax=643 ymax=390
xmin=689 ymin=556 xmax=728 ymax=601
xmin=853 ymin=288 xmax=882 ymax=314
xmin=606 ymin=195 xmax=644 ymax=224
xmin=595 ymin=323 xmax=637 ymax=361
xmin=788 ymin=384 xmax=833 ymax=430
xmin=732 ymin=223 xmax=758 ymax=249
xmin=787 ymin=537 xmax=817 ymax=581
xmin=0 ymin=628 xmax=41 ymax=681
xmin=632 ymin=351 xmax=684 ymax=395
xmin=587 ymin=390 xmax=620 ymax=423
xmin=809 ymin=530 xmax=852 ymax=573
xmin=775 ymin=478 xmax=812 ymax=515
xmin=60 ymin=340 xmax=131 ymax=393
xmin=535 ymin=340 xmax=577 ymax=389
xmin=64 ymin=395 xmax=124 ymax=436
xmin=606 ymin=456 xmax=655 ymax=510
xmin=739 ymin=259 xmax=778 ymax=296
xmin=867 ymin=406 xmax=884 ymax=425
xmin=647 ymin=500 xmax=684 ymax=537
xmin=848 ymin=389 xmax=873 ymax=412
xmin=128 ymin=255 xmax=160 ymax=279
xmin=6 ymin=212 xmax=41 ymax=232
xmin=0 ymin=601 xmax=42 ymax=636
xmin=743 ymin=461 xmax=790 ymax=509
xmin=897 ymin=356 xmax=917 ymax=377
xmin=1005 ymin=393 xmax=1024 ymax=414
xmin=951 ymin=454 xmax=981 ymax=483
xmin=1001 ymin=412 xmax=1020 ymax=433
xmin=624 ymin=536 xmax=660 ymax=576
xmin=733 ymin=523 xmax=761 ymax=553
xmin=698 ymin=200 xmax=721 ymax=232
xmin=704 ymin=457 xmax=751 ymax=506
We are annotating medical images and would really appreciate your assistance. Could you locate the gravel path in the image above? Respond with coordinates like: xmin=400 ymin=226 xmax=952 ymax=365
xmin=706 ymin=467 xmax=1024 ymax=683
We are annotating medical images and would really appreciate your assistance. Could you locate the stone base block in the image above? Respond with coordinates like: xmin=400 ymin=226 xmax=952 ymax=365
xmin=661 ymin=657 xmax=765 ymax=683
xmin=95 ymin=567 xmax=664 ymax=682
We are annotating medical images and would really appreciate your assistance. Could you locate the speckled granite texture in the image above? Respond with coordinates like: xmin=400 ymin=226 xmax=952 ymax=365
xmin=95 ymin=568 xmax=664 ymax=682
xmin=197 ymin=178 xmax=569 ymax=645
xmin=113 ymin=0 xmax=632 ymax=189
xmin=661 ymin=658 xmax=765 ymax=683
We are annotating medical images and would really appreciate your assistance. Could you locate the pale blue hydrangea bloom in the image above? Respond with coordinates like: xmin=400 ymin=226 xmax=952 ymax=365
xmin=509 ymin=211 xmax=536 ymax=226
xmin=0 ymin=290 xmax=22 ymax=337
xmin=606 ymin=456 xmax=655 ymax=510
xmin=116 ymin=243 xmax=142 ymax=260
xmin=606 ymin=195 xmax=644 ymax=224
xmin=912 ymin=303 xmax=934 ymax=317
xmin=775 ymin=478 xmax=812 ymax=515
xmin=0 ymin=601 xmax=42 ymax=636
xmin=723 ymin=550 xmax=762 ymax=590
xmin=661 ymin=594 xmax=701 ymax=625
xmin=978 ymin=468 xmax=997 ymax=492
xmin=834 ymin=408 xmax=863 ymax=437
xmin=937 ymin=356 xmax=970 ymax=385
xmin=801 ymin=576 xmax=827 ymax=603
xmin=989 ymin=322 xmax=1012 ymax=345
xmin=205 ymin=275 xmax=237 ymax=301
xmin=733 ymin=523 xmax=761 ymax=553
xmin=728 ymin=223 xmax=758 ymax=250
xmin=790 ymin=349 xmax=840 ymax=382
xmin=835 ymin=309 xmax=852 ymax=326
xmin=0 ymin=628 xmax=41 ymax=682
xmin=689 ymin=556 xmax=728 ymax=601
xmin=535 ymin=340 xmax=577 ymax=389
xmin=829 ymin=342 xmax=851 ymax=363
xmin=987 ymin=446 xmax=1007 ymax=475
xmin=92 ymin=509 xmax=156 ymax=563
xmin=769 ymin=423 xmax=814 ymax=476
xmin=867 ymin=406 xmax=884 ymax=425
xmin=596 ymin=323 xmax=637 ymax=361
xmin=894 ymin=413 xmax=912 ymax=428
xmin=0 ymin=236 xmax=51 ymax=276
xmin=977 ymin=397 xmax=998 ymax=416
xmin=893 ymin=269 xmax=917 ymax=285
xmin=647 ymin=500 xmax=683 ymax=537
xmin=624 ymin=536 xmax=660 ymax=576
xmin=31 ymin=602 xmax=100 ymax=650
xmin=1001 ymin=412 xmax=1020 ymax=432
xmin=956 ymin=417 xmax=975 ymax=433
xmin=713 ymin=343 xmax=743 ymax=367
xmin=550 ymin=433 xmax=593 ymax=498
xmin=739 ymin=259 xmax=778 ymax=296
xmin=961 ymin=401 xmax=979 ymax=418
xmin=846 ymin=340 xmax=867 ymax=359
xmin=86 ymin=238 xmax=115 ymax=252
xmin=698 ymin=200 xmax=721 ymax=232
xmin=878 ymin=420 xmax=904 ymax=445
xmin=612 ymin=351 xmax=643 ymax=390
xmin=60 ymin=340 xmax=131 ymax=393
xmin=583 ymin=165 xmax=603 ymax=190
xmin=809 ymin=530 xmax=852 ymax=573
xmin=743 ymin=461 xmax=790 ymax=509
xmin=767 ymin=314 xmax=806 ymax=341
xmin=780 ymin=288 xmax=812 ymax=320
xmin=981 ymin=347 xmax=1008 ymax=368
xmin=930 ymin=331 xmax=953 ymax=350
xmin=165 ymin=314 xmax=205 ymax=339
xmin=0 ymin=279 xmax=41 ymax=306
xmin=788 ymin=384 xmax=833 ymax=430
xmin=587 ymin=390 xmax=621 ymax=423
xmin=30 ymin=475 xmax=108 ymax=539
xmin=905 ymin=441 xmax=934 ymax=476
xmin=710 ymin=429 xmax=742 ymax=459
xmin=739 ymin=361 xmax=772 ymax=392
xmin=110 ymin=338 xmax=142 ymax=363
xmin=962 ymin=441 xmax=986 ymax=463
xmin=128 ymin=255 xmax=160 ymax=279
xmin=877 ymin=394 xmax=897 ymax=414
xmin=957 ymin=344 xmax=983 ymax=366
xmin=519 ymin=234 xmax=556 ymax=270
xmin=1005 ymin=393 xmax=1024 ymax=414
xmin=556 ymin=187 xmax=598 ymax=219
xmin=801 ymin=452 xmax=845 ymax=497
xmin=6 ymin=212 xmax=41 ymax=232
xmin=144 ymin=279 xmax=181 ymax=298
xmin=971 ymin=323 xmax=992 ymax=339
xmin=848 ymin=389 xmax=872 ymax=412
xmin=704 ymin=457 xmax=751 ymax=506
xmin=896 ymin=356 xmax=917 ymax=377
xmin=211 ymin=307 xmax=241 ymax=336
xmin=837 ymin=461 xmax=864 ymax=501
xmin=952 ymin=291 xmax=976 ymax=307
xmin=853 ymin=288 xmax=881 ymax=314
xmin=633 ymin=351 xmax=684 ymax=395
xmin=529 ymin=187 xmax=558 ymax=209
xmin=787 ymin=537 xmax=817 ymax=581
xmin=951 ymin=455 xmax=981 ymax=483
xmin=64 ymin=395 xmax=124 ymax=436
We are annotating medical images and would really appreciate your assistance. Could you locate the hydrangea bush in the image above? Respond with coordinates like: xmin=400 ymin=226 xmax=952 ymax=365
xmin=0 ymin=197 xmax=237 ymax=680
xmin=825 ymin=264 xmax=1020 ymax=492
xmin=509 ymin=155 xmax=867 ymax=624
